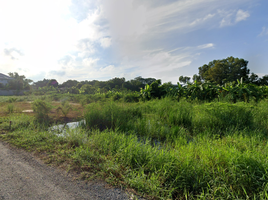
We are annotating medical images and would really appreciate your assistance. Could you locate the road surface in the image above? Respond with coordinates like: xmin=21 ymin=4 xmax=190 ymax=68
xmin=0 ymin=141 xmax=130 ymax=200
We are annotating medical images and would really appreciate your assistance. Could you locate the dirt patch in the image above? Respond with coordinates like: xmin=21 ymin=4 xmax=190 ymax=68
xmin=0 ymin=140 xmax=131 ymax=200
xmin=22 ymin=109 xmax=34 ymax=113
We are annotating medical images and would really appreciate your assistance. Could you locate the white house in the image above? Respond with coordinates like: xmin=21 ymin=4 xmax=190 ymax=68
xmin=0 ymin=73 xmax=13 ymax=85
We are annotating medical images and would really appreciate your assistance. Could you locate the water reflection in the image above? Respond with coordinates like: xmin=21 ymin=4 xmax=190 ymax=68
xmin=49 ymin=120 xmax=85 ymax=137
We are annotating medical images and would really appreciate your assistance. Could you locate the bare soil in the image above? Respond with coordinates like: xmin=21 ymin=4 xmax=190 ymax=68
xmin=0 ymin=140 xmax=130 ymax=200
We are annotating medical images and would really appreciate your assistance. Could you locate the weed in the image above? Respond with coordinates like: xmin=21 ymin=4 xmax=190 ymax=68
xmin=56 ymin=100 xmax=72 ymax=117
xmin=2 ymin=96 xmax=268 ymax=199
xmin=7 ymin=97 xmax=17 ymax=103
xmin=32 ymin=99 xmax=52 ymax=123
xmin=7 ymin=104 xmax=14 ymax=113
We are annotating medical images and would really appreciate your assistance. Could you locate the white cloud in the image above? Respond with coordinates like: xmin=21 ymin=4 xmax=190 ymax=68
xmin=219 ymin=9 xmax=250 ymax=27
xmin=190 ymin=14 xmax=215 ymax=26
xmin=0 ymin=0 xmax=255 ymax=83
xmin=100 ymin=65 xmax=115 ymax=73
xmin=82 ymin=58 xmax=99 ymax=67
xmin=197 ymin=43 xmax=215 ymax=49
xmin=100 ymin=38 xmax=112 ymax=48
xmin=235 ymin=9 xmax=250 ymax=22
xmin=259 ymin=27 xmax=268 ymax=36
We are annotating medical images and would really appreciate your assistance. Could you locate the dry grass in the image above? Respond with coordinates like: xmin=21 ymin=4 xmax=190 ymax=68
xmin=0 ymin=101 xmax=84 ymax=124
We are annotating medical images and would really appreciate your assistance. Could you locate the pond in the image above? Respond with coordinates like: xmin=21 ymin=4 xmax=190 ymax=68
xmin=48 ymin=120 xmax=86 ymax=137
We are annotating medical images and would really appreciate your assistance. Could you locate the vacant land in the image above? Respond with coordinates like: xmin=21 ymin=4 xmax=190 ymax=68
xmin=0 ymin=95 xmax=268 ymax=199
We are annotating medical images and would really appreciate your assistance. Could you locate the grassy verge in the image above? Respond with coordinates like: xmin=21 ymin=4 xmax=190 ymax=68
xmin=1 ymin=97 xmax=268 ymax=199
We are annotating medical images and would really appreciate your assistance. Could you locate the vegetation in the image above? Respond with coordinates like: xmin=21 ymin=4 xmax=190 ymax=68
xmin=1 ymin=56 xmax=268 ymax=199
xmin=56 ymin=100 xmax=72 ymax=118
xmin=7 ymin=72 xmax=33 ymax=90
xmin=1 ymin=97 xmax=268 ymax=199
xmin=198 ymin=56 xmax=250 ymax=85
xmin=32 ymin=99 xmax=52 ymax=123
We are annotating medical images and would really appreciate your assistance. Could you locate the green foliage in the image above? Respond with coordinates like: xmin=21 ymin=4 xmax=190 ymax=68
xmin=193 ymin=102 xmax=254 ymax=134
xmin=2 ymin=98 xmax=268 ymax=199
xmin=198 ymin=56 xmax=250 ymax=85
xmin=56 ymin=100 xmax=72 ymax=117
xmin=84 ymin=102 xmax=142 ymax=131
xmin=6 ymin=97 xmax=17 ymax=103
xmin=7 ymin=72 xmax=32 ymax=90
xmin=140 ymin=84 xmax=151 ymax=100
xmin=112 ymin=92 xmax=122 ymax=101
xmin=32 ymin=99 xmax=52 ymax=123
xmin=7 ymin=104 xmax=14 ymax=113
xmin=79 ymin=84 xmax=95 ymax=94
xmin=47 ymin=79 xmax=58 ymax=87
xmin=123 ymin=92 xmax=140 ymax=102
xmin=140 ymin=79 xmax=165 ymax=100
xmin=179 ymin=75 xmax=191 ymax=84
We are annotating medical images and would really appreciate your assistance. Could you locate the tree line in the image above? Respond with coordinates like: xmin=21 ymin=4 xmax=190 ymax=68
xmin=3 ymin=56 xmax=268 ymax=94
xmin=179 ymin=56 xmax=268 ymax=85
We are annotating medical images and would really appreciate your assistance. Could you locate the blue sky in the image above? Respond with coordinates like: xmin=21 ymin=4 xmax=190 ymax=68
xmin=0 ymin=0 xmax=268 ymax=84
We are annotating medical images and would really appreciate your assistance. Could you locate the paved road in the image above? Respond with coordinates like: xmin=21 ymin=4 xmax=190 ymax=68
xmin=0 ymin=141 xmax=130 ymax=200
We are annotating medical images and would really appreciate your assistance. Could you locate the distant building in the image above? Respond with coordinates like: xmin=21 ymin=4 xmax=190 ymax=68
xmin=0 ymin=73 xmax=13 ymax=85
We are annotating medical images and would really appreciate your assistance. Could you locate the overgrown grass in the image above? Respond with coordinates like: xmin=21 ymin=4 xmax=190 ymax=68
xmin=1 ymin=97 xmax=268 ymax=199
xmin=32 ymin=99 xmax=52 ymax=123
xmin=7 ymin=103 xmax=15 ymax=113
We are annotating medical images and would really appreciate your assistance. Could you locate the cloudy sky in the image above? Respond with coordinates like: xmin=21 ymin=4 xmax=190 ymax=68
xmin=0 ymin=0 xmax=268 ymax=83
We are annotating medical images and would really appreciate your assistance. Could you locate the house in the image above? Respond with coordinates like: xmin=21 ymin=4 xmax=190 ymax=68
xmin=0 ymin=73 xmax=13 ymax=85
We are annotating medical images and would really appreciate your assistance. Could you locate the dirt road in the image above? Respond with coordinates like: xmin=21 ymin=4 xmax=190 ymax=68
xmin=0 ymin=141 xmax=130 ymax=200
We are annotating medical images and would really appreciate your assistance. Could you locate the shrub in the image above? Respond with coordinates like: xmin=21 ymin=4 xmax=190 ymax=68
xmin=32 ymin=99 xmax=52 ymax=123
xmin=7 ymin=97 xmax=17 ymax=103
xmin=112 ymin=92 xmax=122 ymax=101
xmin=123 ymin=93 xmax=140 ymax=102
xmin=56 ymin=100 xmax=72 ymax=117
xmin=193 ymin=102 xmax=254 ymax=134
xmin=7 ymin=104 xmax=14 ymax=113
xmin=84 ymin=102 xmax=142 ymax=131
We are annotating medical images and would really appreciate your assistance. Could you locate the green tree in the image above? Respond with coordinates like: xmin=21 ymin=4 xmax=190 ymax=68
xmin=248 ymin=73 xmax=259 ymax=85
xmin=198 ymin=56 xmax=250 ymax=85
xmin=47 ymin=79 xmax=58 ymax=87
xmin=59 ymin=80 xmax=78 ymax=88
xmin=259 ymin=75 xmax=268 ymax=85
xmin=33 ymin=79 xmax=50 ymax=89
xmin=79 ymin=84 xmax=95 ymax=94
xmin=192 ymin=74 xmax=201 ymax=83
xmin=8 ymin=72 xmax=32 ymax=90
xmin=179 ymin=76 xmax=191 ymax=84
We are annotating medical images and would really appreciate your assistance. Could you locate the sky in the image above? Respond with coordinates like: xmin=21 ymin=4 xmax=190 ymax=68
xmin=1 ymin=0 xmax=268 ymax=84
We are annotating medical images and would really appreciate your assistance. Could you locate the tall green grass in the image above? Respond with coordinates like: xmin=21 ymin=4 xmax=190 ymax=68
xmin=2 ymin=97 xmax=268 ymax=199
xmin=84 ymin=102 xmax=142 ymax=131
xmin=80 ymin=98 xmax=268 ymax=198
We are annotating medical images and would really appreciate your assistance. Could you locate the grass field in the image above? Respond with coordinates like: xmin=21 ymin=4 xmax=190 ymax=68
xmin=0 ymin=95 xmax=267 ymax=199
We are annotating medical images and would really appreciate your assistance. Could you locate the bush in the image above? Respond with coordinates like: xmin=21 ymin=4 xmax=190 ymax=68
xmin=7 ymin=97 xmax=17 ymax=103
xmin=56 ymin=100 xmax=72 ymax=117
xmin=32 ymin=99 xmax=52 ymax=123
xmin=123 ymin=93 xmax=140 ymax=102
xmin=7 ymin=104 xmax=14 ymax=113
xmin=193 ymin=102 xmax=254 ymax=134
xmin=84 ymin=102 xmax=142 ymax=131
xmin=112 ymin=92 xmax=122 ymax=101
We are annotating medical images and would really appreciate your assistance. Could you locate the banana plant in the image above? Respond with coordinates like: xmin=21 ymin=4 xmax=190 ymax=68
xmin=249 ymin=84 xmax=264 ymax=102
xmin=222 ymin=82 xmax=237 ymax=103
xmin=234 ymin=78 xmax=251 ymax=103
xmin=201 ymin=82 xmax=220 ymax=102
xmin=177 ymin=83 xmax=186 ymax=100
xmin=140 ymin=84 xmax=151 ymax=100
xmin=186 ymin=80 xmax=202 ymax=101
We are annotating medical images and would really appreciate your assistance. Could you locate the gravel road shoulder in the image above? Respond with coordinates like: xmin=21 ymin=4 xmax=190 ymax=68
xmin=0 ymin=140 xmax=131 ymax=200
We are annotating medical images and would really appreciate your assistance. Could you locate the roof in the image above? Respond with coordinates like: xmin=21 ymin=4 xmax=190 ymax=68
xmin=0 ymin=73 xmax=13 ymax=80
